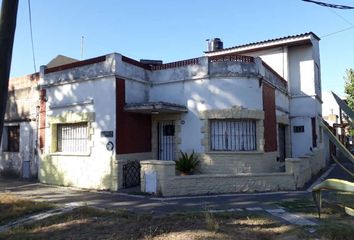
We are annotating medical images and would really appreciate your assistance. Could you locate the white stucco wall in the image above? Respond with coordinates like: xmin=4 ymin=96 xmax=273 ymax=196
xmin=246 ymin=47 xmax=289 ymax=80
xmin=125 ymin=80 xmax=150 ymax=103
xmin=150 ymin=77 xmax=263 ymax=153
xmin=275 ymin=89 xmax=289 ymax=113
xmin=42 ymin=76 xmax=116 ymax=189
xmin=291 ymin=117 xmax=312 ymax=157
xmin=288 ymin=45 xmax=315 ymax=97
xmin=0 ymin=121 xmax=37 ymax=177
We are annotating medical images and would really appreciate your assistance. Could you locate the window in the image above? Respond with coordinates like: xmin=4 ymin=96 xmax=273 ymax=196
xmin=293 ymin=126 xmax=304 ymax=133
xmin=2 ymin=125 xmax=20 ymax=152
xmin=163 ymin=124 xmax=175 ymax=136
xmin=57 ymin=122 xmax=88 ymax=153
xmin=210 ymin=119 xmax=256 ymax=151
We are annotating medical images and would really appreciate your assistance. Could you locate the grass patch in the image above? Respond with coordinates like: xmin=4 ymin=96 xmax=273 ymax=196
xmin=317 ymin=221 xmax=354 ymax=240
xmin=280 ymin=192 xmax=354 ymax=240
xmin=0 ymin=193 xmax=54 ymax=226
xmin=0 ymin=207 xmax=301 ymax=240
xmin=279 ymin=198 xmax=317 ymax=213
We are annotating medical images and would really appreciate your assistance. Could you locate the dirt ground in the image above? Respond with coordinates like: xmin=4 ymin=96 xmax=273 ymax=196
xmin=0 ymin=207 xmax=301 ymax=240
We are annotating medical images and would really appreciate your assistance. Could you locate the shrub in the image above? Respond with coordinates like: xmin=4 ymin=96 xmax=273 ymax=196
xmin=175 ymin=151 xmax=199 ymax=175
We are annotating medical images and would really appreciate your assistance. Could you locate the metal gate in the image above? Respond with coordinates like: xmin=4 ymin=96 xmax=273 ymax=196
xmin=122 ymin=160 xmax=141 ymax=188
xmin=158 ymin=121 xmax=175 ymax=160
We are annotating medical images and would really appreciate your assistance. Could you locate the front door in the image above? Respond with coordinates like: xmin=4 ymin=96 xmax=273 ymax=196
xmin=158 ymin=121 xmax=175 ymax=160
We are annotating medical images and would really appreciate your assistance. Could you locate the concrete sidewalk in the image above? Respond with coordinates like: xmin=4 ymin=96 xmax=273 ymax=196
xmin=0 ymin=178 xmax=311 ymax=215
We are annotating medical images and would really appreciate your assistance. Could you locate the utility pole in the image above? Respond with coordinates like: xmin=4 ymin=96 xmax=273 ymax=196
xmin=0 ymin=0 xmax=19 ymax=146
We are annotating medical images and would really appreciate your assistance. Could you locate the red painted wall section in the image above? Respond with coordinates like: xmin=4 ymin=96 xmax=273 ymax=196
xmin=116 ymin=78 xmax=152 ymax=154
xmin=262 ymin=82 xmax=277 ymax=152
xmin=39 ymin=89 xmax=46 ymax=152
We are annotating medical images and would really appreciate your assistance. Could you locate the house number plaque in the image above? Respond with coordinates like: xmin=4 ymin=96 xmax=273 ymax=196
xmin=101 ymin=131 xmax=114 ymax=138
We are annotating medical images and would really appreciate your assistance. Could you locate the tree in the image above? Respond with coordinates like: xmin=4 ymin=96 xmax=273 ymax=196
xmin=344 ymin=68 xmax=354 ymax=109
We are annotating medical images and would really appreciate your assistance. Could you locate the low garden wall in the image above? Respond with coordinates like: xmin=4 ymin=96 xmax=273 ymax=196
xmin=140 ymin=148 xmax=325 ymax=196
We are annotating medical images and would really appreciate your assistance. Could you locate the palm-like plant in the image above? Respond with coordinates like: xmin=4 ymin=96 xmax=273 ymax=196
xmin=175 ymin=151 xmax=199 ymax=175
xmin=313 ymin=92 xmax=354 ymax=218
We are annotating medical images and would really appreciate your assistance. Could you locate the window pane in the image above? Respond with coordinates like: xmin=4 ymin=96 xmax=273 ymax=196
xmin=6 ymin=126 xmax=20 ymax=152
xmin=57 ymin=122 xmax=88 ymax=153
xmin=210 ymin=119 xmax=256 ymax=151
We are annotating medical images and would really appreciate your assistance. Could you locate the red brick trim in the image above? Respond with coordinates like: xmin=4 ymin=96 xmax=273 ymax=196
xmin=121 ymin=56 xmax=151 ymax=70
xmin=262 ymin=82 xmax=277 ymax=152
xmin=39 ymin=89 xmax=46 ymax=151
xmin=116 ymin=78 xmax=151 ymax=154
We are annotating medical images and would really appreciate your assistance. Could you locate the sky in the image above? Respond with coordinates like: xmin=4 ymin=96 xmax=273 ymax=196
xmin=8 ymin=0 xmax=354 ymax=95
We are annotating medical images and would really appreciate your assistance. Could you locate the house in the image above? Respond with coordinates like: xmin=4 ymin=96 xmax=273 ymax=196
xmin=35 ymin=32 xmax=326 ymax=195
xmin=0 ymin=73 xmax=44 ymax=178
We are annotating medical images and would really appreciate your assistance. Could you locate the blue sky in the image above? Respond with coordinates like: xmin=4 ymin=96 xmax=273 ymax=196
xmin=9 ymin=0 xmax=354 ymax=95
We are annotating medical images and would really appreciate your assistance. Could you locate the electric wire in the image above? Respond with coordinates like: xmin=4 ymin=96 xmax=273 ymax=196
xmin=302 ymin=0 xmax=354 ymax=9
xmin=28 ymin=0 xmax=37 ymax=72
xmin=320 ymin=7 xmax=354 ymax=38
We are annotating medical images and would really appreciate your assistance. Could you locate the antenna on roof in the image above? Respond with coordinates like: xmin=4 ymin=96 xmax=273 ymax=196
xmin=81 ymin=36 xmax=84 ymax=60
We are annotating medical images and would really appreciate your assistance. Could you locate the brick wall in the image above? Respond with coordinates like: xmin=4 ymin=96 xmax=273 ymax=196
xmin=116 ymin=79 xmax=152 ymax=154
xmin=8 ymin=73 xmax=39 ymax=90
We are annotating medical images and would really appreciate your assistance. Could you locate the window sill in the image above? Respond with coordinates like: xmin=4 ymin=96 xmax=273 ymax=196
xmin=49 ymin=152 xmax=91 ymax=157
xmin=205 ymin=151 xmax=264 ymax=155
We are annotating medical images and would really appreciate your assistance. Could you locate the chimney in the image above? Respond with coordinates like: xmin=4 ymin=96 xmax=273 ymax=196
xmin=207 ymin=38 xmax=223 ymax=52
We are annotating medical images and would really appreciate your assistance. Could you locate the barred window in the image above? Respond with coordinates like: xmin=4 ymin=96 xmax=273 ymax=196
xmin=210 ymin=119 xmax=256 ymax=151
xmin=57 ymin=122 xmax=88 ymax=153
xmin=2 ymin=126 xmax=20 ymax=152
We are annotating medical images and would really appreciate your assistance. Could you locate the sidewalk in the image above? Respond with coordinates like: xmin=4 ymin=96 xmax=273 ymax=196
xmin=0 ymin=178 xmax=311 ymax=215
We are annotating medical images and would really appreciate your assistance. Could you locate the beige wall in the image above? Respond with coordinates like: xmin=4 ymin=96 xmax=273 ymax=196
xmin=141 ymin=160 xmax=295 ymax=197
xmin=199 ymin=152 xmax=280 ymax=174
xmin=39 ymin=154 xmax=113 ymax=190
xmin=141 ymin=147 xmax=326 ymax=196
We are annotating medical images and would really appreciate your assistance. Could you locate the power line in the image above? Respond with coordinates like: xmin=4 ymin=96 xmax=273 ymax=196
xmin=321 ymin=7 xmax=354 ymax=38
xmin=321 ymin=26 xmax=354 ymax=38
xmin=329 ymin=8 xmax=354 ymax=26
xmin=302 ymin=0 xmax=354 ymax=9
xmin=28 ymin=0 xmax=36 ymax=72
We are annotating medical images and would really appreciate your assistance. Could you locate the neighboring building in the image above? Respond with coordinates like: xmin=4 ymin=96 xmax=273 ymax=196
xmin=0 ymin=73 xmax=43 ymax=178
xmin=37 ymin=32 xmax=326 ymax=194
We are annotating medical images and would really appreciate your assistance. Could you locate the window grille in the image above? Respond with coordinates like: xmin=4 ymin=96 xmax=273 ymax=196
xmin=57 ymin=122 xmax=88 ymax=153
xmin=210 ymin=119 xmax=256 ymax=151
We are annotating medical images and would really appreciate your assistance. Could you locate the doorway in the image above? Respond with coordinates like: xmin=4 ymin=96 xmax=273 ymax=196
xmin=157 ymin=121 xmax=175 ymax=160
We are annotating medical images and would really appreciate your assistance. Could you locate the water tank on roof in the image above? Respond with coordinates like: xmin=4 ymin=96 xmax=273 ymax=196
xmin=207 ymin=38 xmax=223 ymax=52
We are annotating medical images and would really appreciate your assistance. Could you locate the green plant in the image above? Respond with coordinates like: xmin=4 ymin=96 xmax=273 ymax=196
xmin=175 ymin=151 xmax=199 ymax=175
